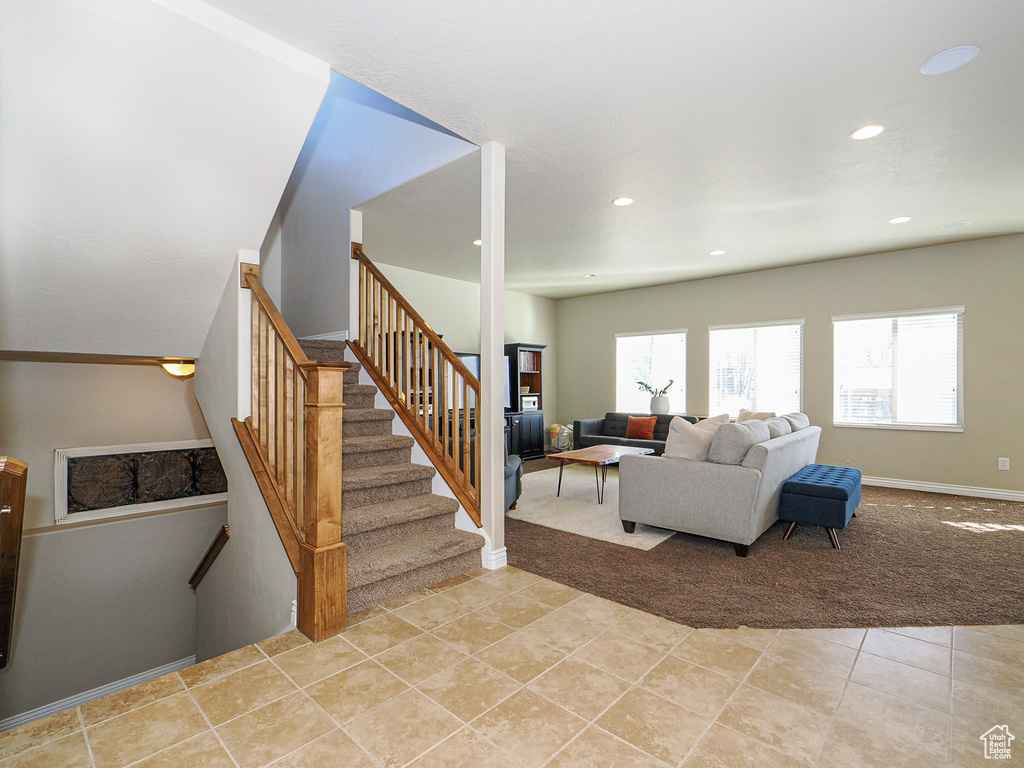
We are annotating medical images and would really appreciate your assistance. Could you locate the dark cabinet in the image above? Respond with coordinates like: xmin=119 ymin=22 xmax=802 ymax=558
xmin=507 ymin=410 xmax=545 ymax=460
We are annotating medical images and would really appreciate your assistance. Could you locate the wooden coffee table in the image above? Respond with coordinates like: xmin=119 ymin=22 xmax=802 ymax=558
xmin=549 ymin=444 xmax=655 ymax=504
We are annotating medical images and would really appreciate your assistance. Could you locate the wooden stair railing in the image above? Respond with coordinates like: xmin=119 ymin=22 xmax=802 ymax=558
xmin=235 ymin=264 xmax=350 ymax=641
xmin=0 ymin=457 xmax=28 ymax=669
xmin=350 ymin=245 xmax=482 ymax=527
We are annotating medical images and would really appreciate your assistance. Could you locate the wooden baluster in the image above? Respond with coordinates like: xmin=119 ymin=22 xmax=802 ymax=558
xmin=474 ymin=388 xmax=481 ymax=496
xmin=284 ymin=355 xmax=295 ymax=509
xmin=390 ymin=296 xmax=398 ymax=392
xmin=403 ymin=311 xmax=410 ymax=405
xmin=295 ymin=369 xmax=305 ymax=535
xmin=359 ymin=261 xmax=366 ymax=348
xmin=462 ymin=377 xmax=470 ymax=489
xmin=276 ymin=337 xmax=285 ymax=484
xmin=431 ymin=346 xmax=440 ymax=444
xmin=421 ymin=331 xmax=430 ymax=433
xmin=259 ymin=311 xmax=269 ymax=451
xmin=267 ymin=327 xmax=277 ymax=461
xmin=298 ymin=363 xmax=347 ymax=641
xmin=251 ymin=294 xmax=259 ymax=431
xmin=375 ymin=280 xmax=383 ymax=369
xmin=439 ymin=358 xmax=448 ymax=464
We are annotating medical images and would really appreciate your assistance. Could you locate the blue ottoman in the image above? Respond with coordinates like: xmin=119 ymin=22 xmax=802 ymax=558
xmin=779 ymin=464 xmax=861 ymax=549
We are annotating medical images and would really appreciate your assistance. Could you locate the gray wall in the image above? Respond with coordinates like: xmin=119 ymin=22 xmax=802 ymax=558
xmin=0 ymin=507 xmax=226 ymax=721
xmin=275 ymin=73 xmax=476 ymax=338
xmin=193 ymin=257 xmax=298 ymax=662
xmin=556 ymin=234 xmax=1024 ymax=491
xmin=0 ymin=359 xmax=227 ymax=721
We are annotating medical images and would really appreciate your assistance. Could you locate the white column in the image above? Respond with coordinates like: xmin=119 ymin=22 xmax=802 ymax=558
xmin=480 ymin=142 xmax=507 ymax=567
xmin=237 ymin=250 xmax=259 ymax=419
xmin=348 ymin=209 xmax=363 ymax=341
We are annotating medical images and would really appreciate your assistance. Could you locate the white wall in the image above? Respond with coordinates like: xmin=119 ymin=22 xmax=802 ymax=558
xmin=376 ymin=263 xmax=560 ymax=428
xmin=0 ymin=359 xmax=226 ymax=721
xmin=275 ymin=73 xmax=476 ymax=339
xmin=0 ymin=0 xmax=328 ymax=356
xmin=556 ymin=235 xmax=1024 ymax=492
xmin=193 ymin=255 xmax=297 ymax=662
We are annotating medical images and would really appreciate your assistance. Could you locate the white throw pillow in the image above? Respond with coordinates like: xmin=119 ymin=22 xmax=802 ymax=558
xmin=781 ymin=412 xmax=810 ymax=431
xmin=764 ymin=416 xmax=793 ymax=439
xmin=708 ymin=419 xmax=772 ymax=465
xmin=663 ymin=414 xmax=730 ymax=461
xmin=738 ymin=409 xmax=776 ymax=422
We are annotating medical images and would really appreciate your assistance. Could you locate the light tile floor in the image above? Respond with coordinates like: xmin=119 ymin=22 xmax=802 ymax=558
xmin=3 ymin=567 xmax=1023 ymax=768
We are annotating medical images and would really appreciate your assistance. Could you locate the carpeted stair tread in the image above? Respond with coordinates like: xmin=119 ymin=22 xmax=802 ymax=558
xmin=343 ymin=434 xmax=415 ymax=455
xmin=298 ymin=339 xmax=350 ymax=362
xmin=344 ymin=494 xmax=459 ymax=536
xmin=345 ymin=383 xmax=378 ymax=398
xmin=347 ymin=528 xmax=485 ymax=590
xmin=343 ymin=463 xmax=435 ymax=491
xmin=344 ymin=408 xmax=395 ymax=423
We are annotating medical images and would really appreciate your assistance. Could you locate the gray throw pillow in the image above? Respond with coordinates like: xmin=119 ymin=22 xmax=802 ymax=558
xmin=708 ymin=420 xmax=771 ymax=465
xmin=781 ymin=412 xmax=810 ymax=431
xmin=764 ymin=416 xmax=793 ymax=438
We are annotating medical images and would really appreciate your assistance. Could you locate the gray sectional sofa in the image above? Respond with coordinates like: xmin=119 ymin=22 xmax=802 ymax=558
xmin=573 ymin=412 xmax=699 ymax=455
xmin=619 ymin=422 xmax=821 ymax=556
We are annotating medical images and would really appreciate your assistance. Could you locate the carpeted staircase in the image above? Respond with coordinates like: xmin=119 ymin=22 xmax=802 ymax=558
xmin=299 ymin=340 xmax=485 ymax=615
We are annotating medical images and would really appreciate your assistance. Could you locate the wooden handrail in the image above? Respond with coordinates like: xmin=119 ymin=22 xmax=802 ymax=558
xmin=351 ymin=245 xmax=482 ymax=526
xmin=0 ymin=457 xmax=28 ymax=669
xmin=189 ymin=525 xmax=230 ymax=590
xmin=237 ymin=265 xmax=350 ymax=642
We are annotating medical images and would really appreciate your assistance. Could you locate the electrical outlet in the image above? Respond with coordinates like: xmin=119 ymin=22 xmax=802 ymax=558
xmin=998 ymin=457 xmax=1010 ymax=471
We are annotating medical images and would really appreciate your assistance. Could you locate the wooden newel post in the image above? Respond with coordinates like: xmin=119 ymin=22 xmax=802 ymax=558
xmin=297 ymin=363 xmax=347 ymax=641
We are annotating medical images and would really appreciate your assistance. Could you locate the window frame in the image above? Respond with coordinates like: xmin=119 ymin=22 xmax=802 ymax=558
xmin=832 ymin=306 xmax=964 ymax=432
xmin=707 ymin=319 xmax=805 ymax=417
xmin=614 ymin=328 xmax=688 ymax=414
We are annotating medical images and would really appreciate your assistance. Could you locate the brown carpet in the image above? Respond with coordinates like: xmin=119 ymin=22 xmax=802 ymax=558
xmin=507 ymin=485 xmax=1024 ymax=629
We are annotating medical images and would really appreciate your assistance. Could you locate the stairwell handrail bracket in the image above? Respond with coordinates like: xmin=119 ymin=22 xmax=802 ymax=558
xmin=238 ymin=266 xmax=351 ymax=642
xmin=350 ymin=245 xmax=482 ymax=526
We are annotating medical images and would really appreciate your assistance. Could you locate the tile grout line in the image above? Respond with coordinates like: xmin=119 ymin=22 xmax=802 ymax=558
xmin=535 ymin=622 xmax=691 ymax=768
xmin=808 ymin=628 xmax=868 ymax=767
xmin=178 ymin=671 xmax=242 ymax=768
xmin=76 ymin=706 xmax=98 ymax=768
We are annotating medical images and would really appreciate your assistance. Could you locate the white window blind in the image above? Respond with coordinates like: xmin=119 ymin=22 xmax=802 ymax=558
xmin=709 ymin=322 xmax=803 ymax=416
xmin=833 ymin=308 xmax=963 ymax=429
xmin=615 ymin=331 xmax=686 ymax=413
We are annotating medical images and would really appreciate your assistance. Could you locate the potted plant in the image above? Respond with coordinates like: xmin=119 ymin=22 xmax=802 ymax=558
xmin=637 ymin=380 xmax=674 ymax=414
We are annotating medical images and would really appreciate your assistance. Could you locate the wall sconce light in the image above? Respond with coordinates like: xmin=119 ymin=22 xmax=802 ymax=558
xmin=161 ymin=361 xmax=196 ymax=380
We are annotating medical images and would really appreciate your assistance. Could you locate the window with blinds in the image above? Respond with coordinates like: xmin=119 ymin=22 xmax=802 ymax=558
xmin=833 ymin=308 xmax=963 ymax=430
xmin=708 ymin=322 xmax=803 ymax=417
xmin=615 ymin=331 xmax=687 ymax=413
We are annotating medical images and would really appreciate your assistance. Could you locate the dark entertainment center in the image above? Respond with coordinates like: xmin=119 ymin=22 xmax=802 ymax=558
xmin=505 ymin=343 xmax=546 ymax=460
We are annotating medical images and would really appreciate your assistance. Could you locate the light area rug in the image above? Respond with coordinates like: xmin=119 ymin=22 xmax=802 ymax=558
xmin=508 ymin=465 xmax=674 ymax=550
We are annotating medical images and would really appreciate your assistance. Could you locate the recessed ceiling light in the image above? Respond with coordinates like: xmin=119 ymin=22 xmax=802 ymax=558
xmin=612 ymin=197 xmax=634 ymax=207
xmin=709 ymin=250 xmax=726 ymax=256
xmin=920 ymin=45 xmax=980 ymax=75
xmin=850 ymin=124 xmax=885 ymax=141
xmin=584 ymin=273 xmax=597 ymax=278
xmin=942 ymin=221 xmax=972 ymax=229
xmin=889 ymin=216 xmax=912 ymax=224
xmin=472 ymin=239 xmax=482 ymax=246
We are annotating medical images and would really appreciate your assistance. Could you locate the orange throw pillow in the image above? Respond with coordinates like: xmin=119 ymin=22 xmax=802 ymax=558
xmin=625 ymin=415 xmax=657 ymax=440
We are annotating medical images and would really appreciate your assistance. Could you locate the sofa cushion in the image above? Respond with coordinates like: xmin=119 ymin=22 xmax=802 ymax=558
xmin=738 ymin=409 xmax=776 ymax=422
xmin=709 ymin=420 xmax=771 ymax=465
xmin=663 ymin=414 xmax=729 ymax=461
xmin=625 ymin=415 xmax=657 ymax=440
xmin=764 ymin=416 xmax=793 ymax=439
xmin=782 ymin=412 xmax=810 ymax=431
xmin=603 ymin=412 xmax=630 ymax=438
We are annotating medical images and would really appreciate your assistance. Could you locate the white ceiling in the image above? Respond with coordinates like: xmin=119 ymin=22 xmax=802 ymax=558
xmin=203 ymin=0 xmax=1024 ymax=299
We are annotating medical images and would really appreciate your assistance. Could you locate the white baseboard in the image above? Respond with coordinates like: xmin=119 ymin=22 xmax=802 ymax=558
xmin=0 ymin=656 xmax=196 ymax=733
xmin=299 ymin=331 xmax=349 ymax=341
xmin=862 ymin=476 xmax=1024 ymax=502
xmin=485 ymin=546 xmax=508 ymax=570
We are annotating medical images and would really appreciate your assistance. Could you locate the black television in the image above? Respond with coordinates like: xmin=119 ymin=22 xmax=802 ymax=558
xmin=454 ymin=352 xmax=512 ymax=409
